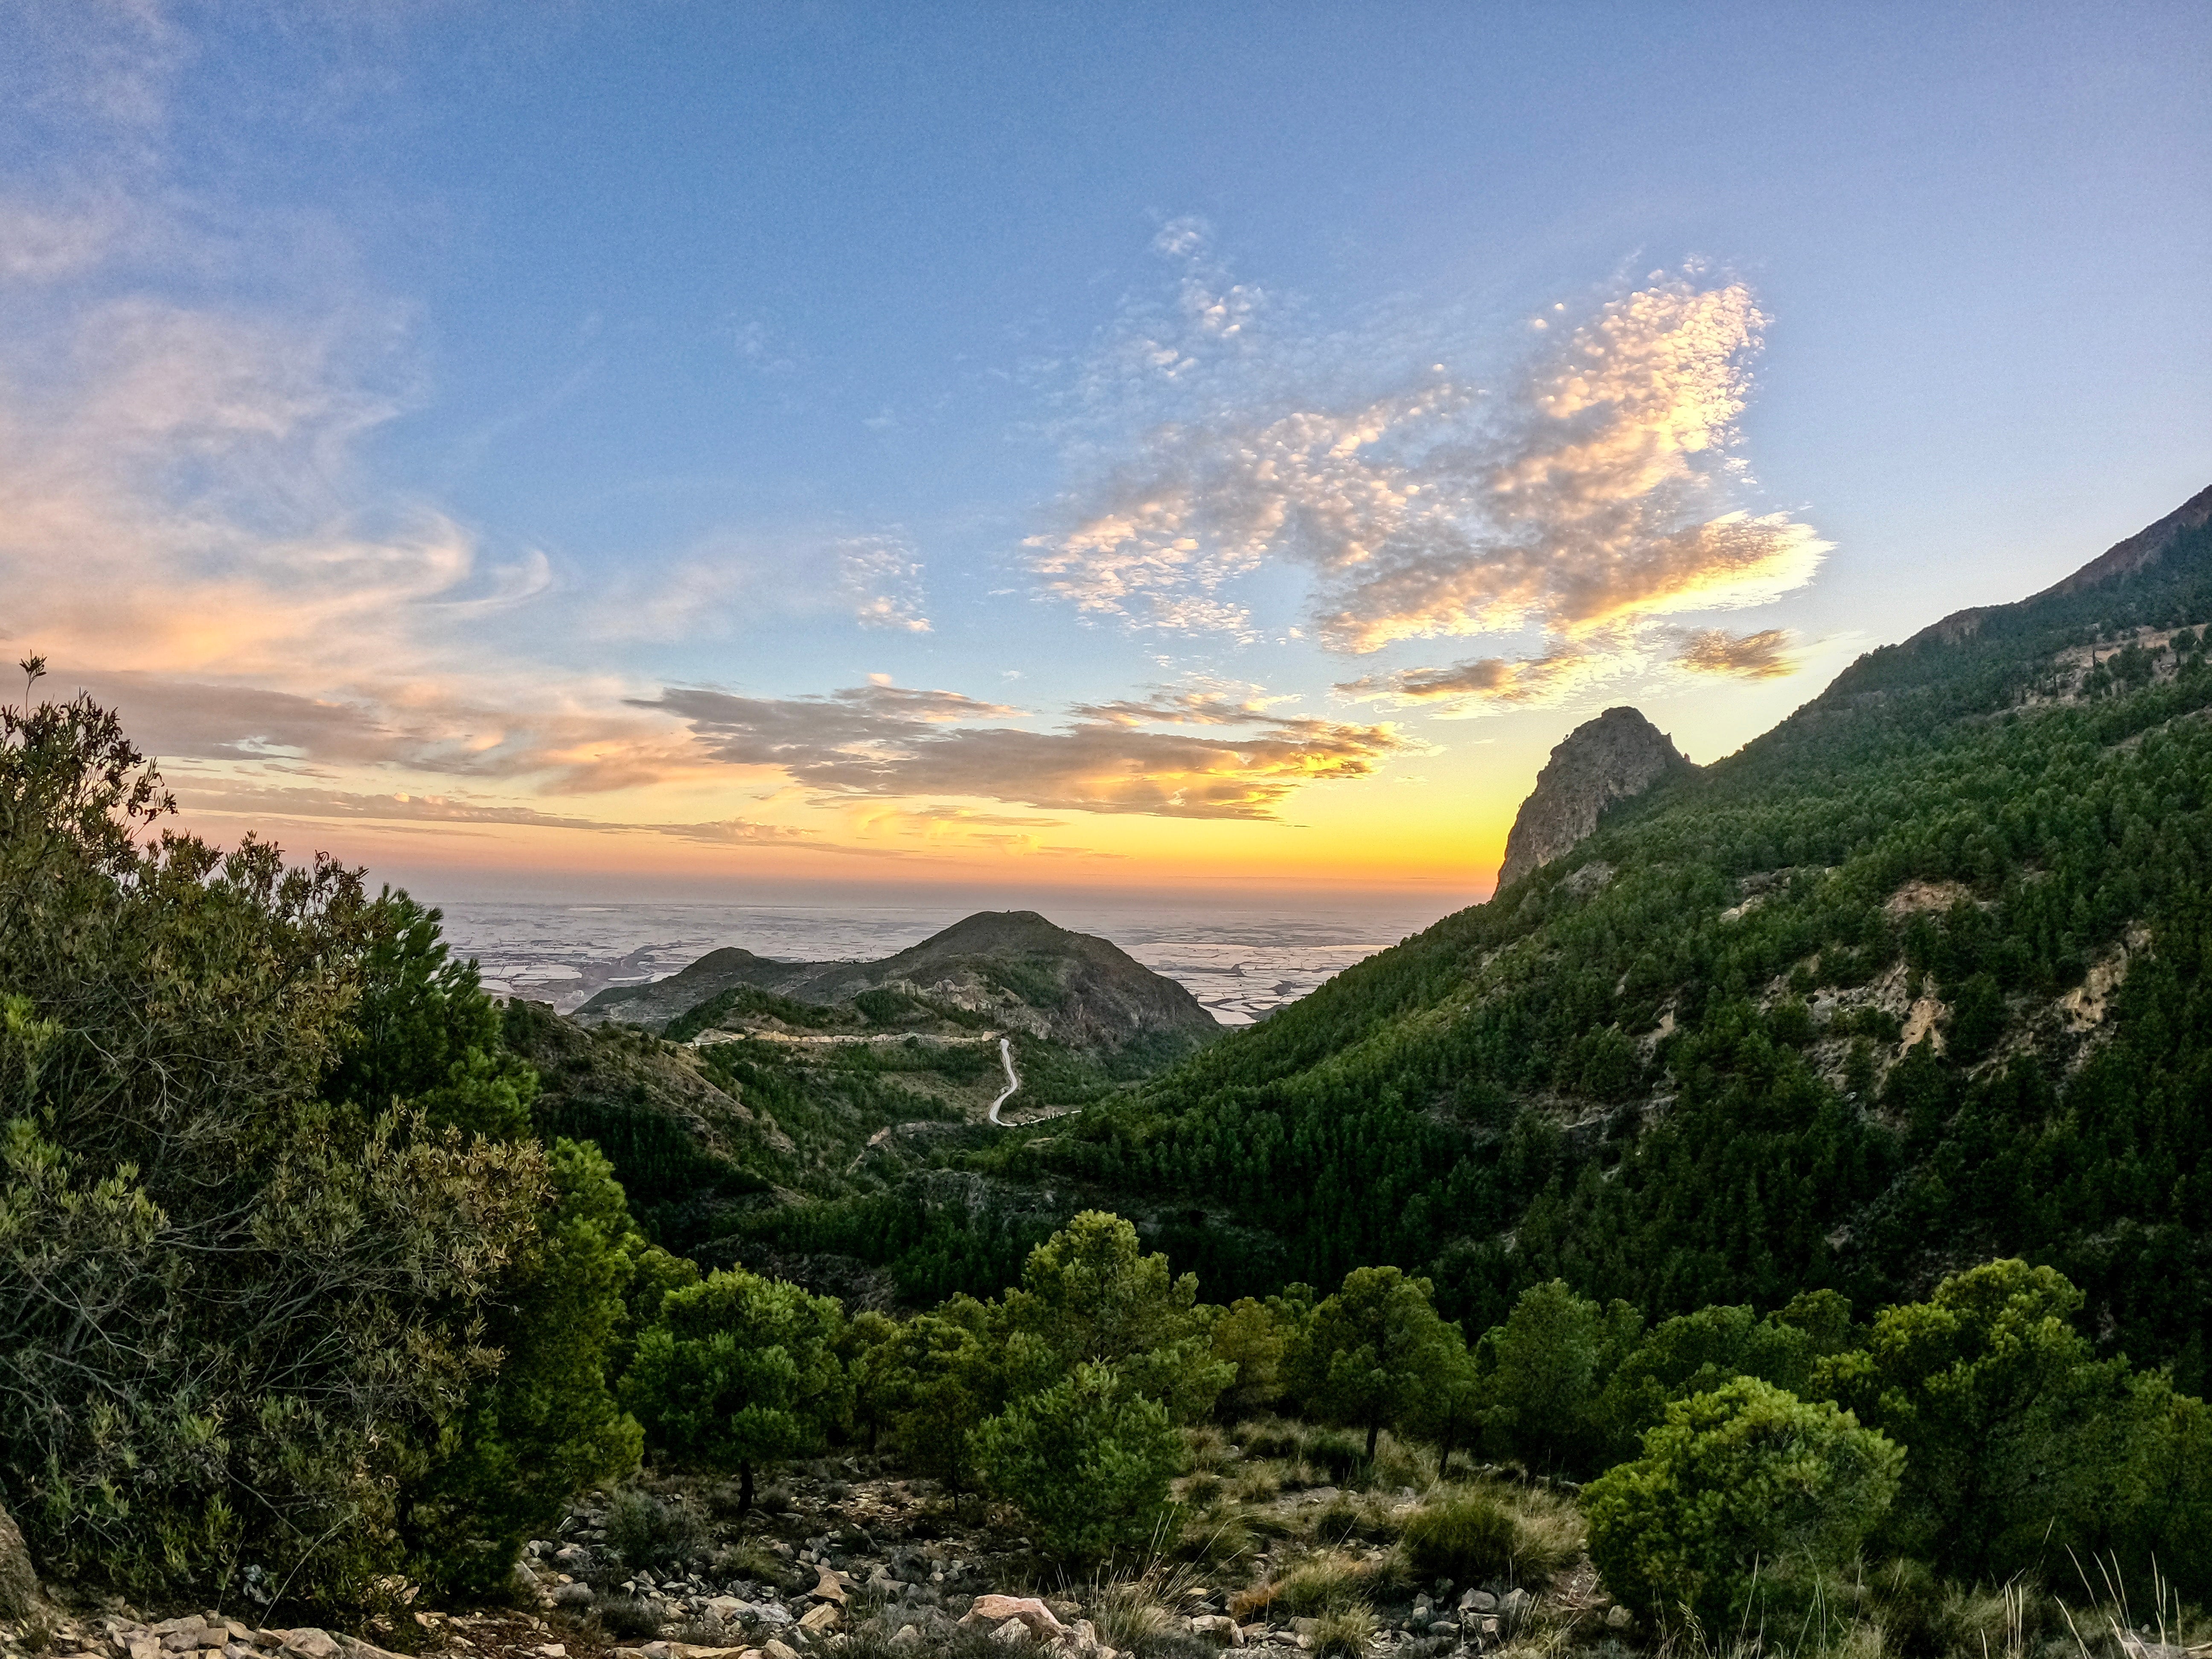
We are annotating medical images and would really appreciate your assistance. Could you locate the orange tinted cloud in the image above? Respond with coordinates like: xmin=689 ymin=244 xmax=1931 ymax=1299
xmin=1675 ymin=627 xmax=1798 ymax=678
xmin=644 ymin=680 xmax=1413 ymax=819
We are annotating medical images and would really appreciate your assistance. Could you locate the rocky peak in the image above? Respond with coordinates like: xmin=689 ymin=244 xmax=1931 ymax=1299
xmin=1496 ymin=706 xmax=1693 ymax=890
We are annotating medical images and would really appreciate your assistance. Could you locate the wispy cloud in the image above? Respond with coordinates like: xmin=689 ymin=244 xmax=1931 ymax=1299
xmin=590 ymin=529 xmax=933 ymax=643
xmin=76 ymin=670 xmax=703 ymax=795
xmin=640 ymin=678 xmax=1411 ymax=819
xmin=1675 ymin=626 xmax=1797 ymax=678
xmin=170 ymin=779 xmax=873 ymax=852
xmin=1029 ymin=234 xmax=1827 ymax=710
xmin=1069 ymin=683 xmax=1305 ymax=727
xmin=1336 ymin=641 xmax=1630 ymax=711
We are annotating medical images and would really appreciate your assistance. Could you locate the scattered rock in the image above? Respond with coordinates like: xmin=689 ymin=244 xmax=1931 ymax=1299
xmin=796 ymin=1603 xmax=839 ymax=1633
xmin=550 ymin=1584 xmax=594 ymax=1611
xmin=961 ymin=1597 xmax=1070 ymax=1642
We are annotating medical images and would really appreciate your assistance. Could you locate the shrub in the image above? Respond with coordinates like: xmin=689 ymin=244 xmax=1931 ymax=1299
xmin=1230 ymin=1464 xmax=1281 ymax=1504
xmin=1400 ymin=1494 xmax=1516 ymax=1584
xmin=1815 ymin=1258 xmax=2160 ymax=1581
xmin=1366 ymin=1428 xmax=1436 ymax=1492
xmin=1209 ymin=1299 xmax=1291 ymax=1418
xmin=603 ymin=1487 xmax=708 ymax=1572
xmin=589 ymin=1597 xmax=661 ymax=1641
xmin=999 ymin=1212 xmax=1231 ymax=1423
xmin=1583 ymin=1378 xmax=1902 ymax=1635
xmin=969 ymin=1362 xmax=1182 ymax=1563
xmin=1314 ymin=1491 xmax=1401 ymax=1546
xmin=1594 ymin=1296 xmax=1848 ymax=1463
xmin=1498 ymin=1486 xmax=1584 ymax=1581
xmin=1304 ymin=1427 xmax=1367 ymax=1483
xmin=1182 ymin=1423 xmax=1234 ymax=1473
xmin=401 ymin=1138 xmax=643 ymax=1598
xmin=0 ymin=690 xmax=558 ymax=1609
xmin=1284 ymin=1266 xmax=1465 ymax=1463
xmin=1475 ymin=1279 xmax=1643 ymax=1476
xmin=711 ymin=1542 xmax=784 ymax=1581
xmin=1176 ymin=1504 xmax=1253 ymax=1570
xmin=1235 ymin=1418 xmax=1305 ymax=1460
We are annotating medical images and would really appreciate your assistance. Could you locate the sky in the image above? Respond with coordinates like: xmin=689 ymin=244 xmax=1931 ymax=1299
xmin=3 ymin=1 xmax=2207 ymax=910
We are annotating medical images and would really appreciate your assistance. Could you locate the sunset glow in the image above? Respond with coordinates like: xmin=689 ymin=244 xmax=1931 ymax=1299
xmin=5 ymin=6 xmax=2205 ymax=906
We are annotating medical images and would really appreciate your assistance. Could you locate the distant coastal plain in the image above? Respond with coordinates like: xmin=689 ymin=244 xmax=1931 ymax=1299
xmin=442 ymin=894 xmax=1457 ymax=1025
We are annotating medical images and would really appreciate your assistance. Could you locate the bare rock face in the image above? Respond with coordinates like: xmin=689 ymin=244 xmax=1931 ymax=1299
xmin=1497 ymin=707 xmax=1692 ymax=890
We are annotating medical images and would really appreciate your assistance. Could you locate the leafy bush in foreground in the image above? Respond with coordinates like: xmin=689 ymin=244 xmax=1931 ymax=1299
xmin=969 ymin=1362 xmax=1181 ymax=1563
xmin=1585 ymin=1377 xmax=1901 ymax=1634
xmin=0 ymin=680 xmax=657 ymax=1610
xmin=0 ymin=686 xmax=556 ymax=1607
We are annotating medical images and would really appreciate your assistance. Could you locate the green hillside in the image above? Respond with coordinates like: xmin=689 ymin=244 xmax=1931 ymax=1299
xmin=778 ymin=486 xmax=2212 ymax=1385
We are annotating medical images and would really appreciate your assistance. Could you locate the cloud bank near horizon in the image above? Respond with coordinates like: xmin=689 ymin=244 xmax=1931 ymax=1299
xmin=641 ymin=678 xmax=1414 ymax=820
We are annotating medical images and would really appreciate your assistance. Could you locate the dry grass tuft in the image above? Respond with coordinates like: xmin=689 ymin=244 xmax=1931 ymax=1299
xmin=1312 ymin=1604 xmax=1380 ymax=1656
xmin=1247 ymin=1549 xmax=1372 ymax=1618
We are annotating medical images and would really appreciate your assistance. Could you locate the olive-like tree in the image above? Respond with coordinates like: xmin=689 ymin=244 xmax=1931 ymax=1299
xmin=623 ymin=1266 xmax=850 ymax=1509
xmin=1285 ymin=1265 xmax=1462 ymax=1461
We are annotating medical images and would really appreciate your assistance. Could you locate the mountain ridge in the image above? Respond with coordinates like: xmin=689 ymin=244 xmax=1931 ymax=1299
xmin=576 ymin=908 xmax=1217 ymax=1054
xmin=1910 ymin=482 xmax=2212 ymax=647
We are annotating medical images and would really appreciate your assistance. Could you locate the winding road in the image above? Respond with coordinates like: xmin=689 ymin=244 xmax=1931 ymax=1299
xmin=988 ymin=1035 xmax=1021 ymax=1124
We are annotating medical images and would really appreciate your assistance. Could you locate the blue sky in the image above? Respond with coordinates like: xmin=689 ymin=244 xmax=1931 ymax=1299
xmin=3 ymin=2 xmax=2206 ymax=901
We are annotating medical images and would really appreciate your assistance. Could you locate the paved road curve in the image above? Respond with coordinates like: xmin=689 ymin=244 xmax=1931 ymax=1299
xmin=988 ymin=1036 xmax=1020 ymax=1123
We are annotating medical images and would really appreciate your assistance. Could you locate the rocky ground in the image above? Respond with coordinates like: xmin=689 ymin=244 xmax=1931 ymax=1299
xmin=480 ymin=1429 xmax=1614 ymax=1659
xmin=0 ymin=1429 xmax=1621 ymax=1659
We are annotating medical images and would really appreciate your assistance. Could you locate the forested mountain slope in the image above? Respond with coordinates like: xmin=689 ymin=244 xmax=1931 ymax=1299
xmin=833 ymin=486 xmax=2212 ymax=1385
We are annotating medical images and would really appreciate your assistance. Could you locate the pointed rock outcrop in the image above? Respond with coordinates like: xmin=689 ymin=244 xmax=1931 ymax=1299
xmin=1497 ymin=707 xmax=1693 ymax=890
